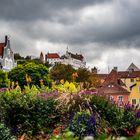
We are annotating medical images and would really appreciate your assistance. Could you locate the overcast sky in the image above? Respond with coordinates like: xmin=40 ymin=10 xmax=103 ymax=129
xmin=0 ymin=0 xmax=140 ymax=73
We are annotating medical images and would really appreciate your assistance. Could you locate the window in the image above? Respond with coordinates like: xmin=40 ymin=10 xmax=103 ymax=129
xmin=118 ymin=96 xmax=123 ymax=102
xmin=132 ymin=99 xmax=136 ymax=105
xmin=130 ymin=78 xmax=134 ymax=82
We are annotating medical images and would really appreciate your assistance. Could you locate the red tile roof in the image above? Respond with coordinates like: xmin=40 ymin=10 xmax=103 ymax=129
xmin=47 ymin=53 xmax=60 ymax=59
xmin=98 ymin=69 xmax=129 ymax=95
xmin=0 ymin=43 xmax=5 ymax=56
xmin=118 ymin=71 xmax=140 ymax=78
xmin=102 ymin=70 xmax=122 ymax=86
xmin=98 ymin=85 xmax=130 ymax=95
xmin=95 ymin=71 xmax=140 ymax=80
xmin=67 ymin=52 xmax=84 ymax=61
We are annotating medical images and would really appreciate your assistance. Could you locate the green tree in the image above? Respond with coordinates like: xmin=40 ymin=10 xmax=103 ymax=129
xmin=8 ymin=62 xmax=51 ymax=89
xmin=14 ymin=53 xmax=24 ymax=60
xmin=76 ymin=68 xmax=90 ymax=83
xmin=50 ymin=63 xmax=75 ymax=83
xmin=75 ymin=68 xmax=91 ymax=89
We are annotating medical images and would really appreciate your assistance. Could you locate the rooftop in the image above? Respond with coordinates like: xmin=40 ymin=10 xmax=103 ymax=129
xmin=46 ymin=53 xmax=60 ymax=59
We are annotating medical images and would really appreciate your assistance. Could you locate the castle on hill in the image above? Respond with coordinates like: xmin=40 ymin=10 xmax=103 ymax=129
xmin=40 ymin=49 xmax=86 ymax=69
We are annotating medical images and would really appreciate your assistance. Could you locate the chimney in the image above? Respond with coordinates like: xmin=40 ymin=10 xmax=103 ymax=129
xmin=91 ymin=67 xmax=98 ymax=74
xmin=5 ymin=35 xmax=8 ymax=46
xmin=113 ymin=67 xmax=118 ymax=71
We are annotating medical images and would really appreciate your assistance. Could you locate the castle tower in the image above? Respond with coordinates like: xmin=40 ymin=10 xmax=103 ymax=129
xmin=39 ymin=52 xmax=45 ymax=63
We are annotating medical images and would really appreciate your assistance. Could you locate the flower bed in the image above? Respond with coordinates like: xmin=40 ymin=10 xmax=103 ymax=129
xmin=0 ymin=87 xmax=140 ymax=139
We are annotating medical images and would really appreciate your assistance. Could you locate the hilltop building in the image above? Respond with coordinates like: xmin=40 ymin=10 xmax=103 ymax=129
xmin=60 ymin=51 xmax=86 ymax=69
xmin=39 ymin=52 xmax=45 ymax=63
xmin=40 ymin=50 xmax=86 ymax=69
xmin=0 ymin=36 xmax=17 ymax=71
xmin=45 ymin=53 xmax=60 ymax=65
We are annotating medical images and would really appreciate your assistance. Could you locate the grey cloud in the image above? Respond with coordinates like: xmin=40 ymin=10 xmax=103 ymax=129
xmin=0 ymin=0 xmax=111 ymax=21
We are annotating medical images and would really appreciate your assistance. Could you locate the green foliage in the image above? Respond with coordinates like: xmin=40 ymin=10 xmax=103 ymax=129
xmin=8 ymin=62 xmax=51 ymax=89
xmin=0 ymin=70 xmax=10 ymax=88
xmin=90 ymin=95 xmax=122 ymax=128
xmin=14 ymin=53 xmax=24 ymax=60
xmin=0 ymin=90 xmax=61 ymax=137
xmin=50 ymin=63 xmax=75 ymax=83
xmin=0 ymin=122 xmax=16 ymax=140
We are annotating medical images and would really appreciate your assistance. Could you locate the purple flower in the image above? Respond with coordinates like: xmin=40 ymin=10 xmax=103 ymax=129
xmin=136 ymin=109 xmax=140 ymax=118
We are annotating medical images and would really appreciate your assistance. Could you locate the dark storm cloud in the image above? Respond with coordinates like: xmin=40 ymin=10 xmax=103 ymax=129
xmin=0 ymin=0 xmax=111 ymax=21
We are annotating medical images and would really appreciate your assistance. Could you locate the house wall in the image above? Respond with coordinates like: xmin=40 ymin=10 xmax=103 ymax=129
xmin=121 ymin=78 xmax=136 ymax=91
xmin=110 ymin=94 xmax=129 ymax=104
xmin=129 ymin=80 xmax=140 ymax=105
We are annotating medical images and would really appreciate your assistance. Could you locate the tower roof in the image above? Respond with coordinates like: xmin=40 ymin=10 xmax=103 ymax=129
xmin=127 ymin=63 xmax=139 ymax=71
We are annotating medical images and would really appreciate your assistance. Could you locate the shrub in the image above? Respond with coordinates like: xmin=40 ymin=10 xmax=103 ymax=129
xmin=89 ymin=94 xmax=122 ymax=128
xmin=0 ymin=122 xmax=16 ymax=140
xmin=0 ymin=90 xmax=61 ymax=137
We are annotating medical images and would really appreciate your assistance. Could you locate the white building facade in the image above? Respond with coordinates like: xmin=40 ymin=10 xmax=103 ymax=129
xmin=0 ymin=36 xmax=17 ymax=71
xmin=44 ymin=51 xmax=86 ymax=69
xmin=61 ymin=51 xmax=86 ymax=69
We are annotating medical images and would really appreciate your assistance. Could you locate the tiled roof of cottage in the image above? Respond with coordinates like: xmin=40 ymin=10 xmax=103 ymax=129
xmin=94 ymin=70 xmax=140 ymax=80
xmin=102 ymin=70 xmax=125 ymax=86
xmin=0 ymin=43 xmax=5 ymax=56
xmin=98 ymin=85 xmax=130 ymax=94
xmin=98 ymin=69 xmax=130 ymax=95
xmin=118 ymin=71 xmax=140 ymax=78
xmin=46 ymin=53 xmax=60 ymax=59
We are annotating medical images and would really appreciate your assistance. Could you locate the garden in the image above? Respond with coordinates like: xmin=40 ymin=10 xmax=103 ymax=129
xmin=0 ymin=62 xmax=140 ymax=140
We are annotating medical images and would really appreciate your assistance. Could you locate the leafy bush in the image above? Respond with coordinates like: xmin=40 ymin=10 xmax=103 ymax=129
xmin=0 ymin=122 xmax=16 ymax=140
xmin=8 ymin=62 xmax=51 ymax=89
xmin=89 ymin=94 xmax=122 ymax=128
xmin=0 ymin=90 xmax=61 ymax=137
